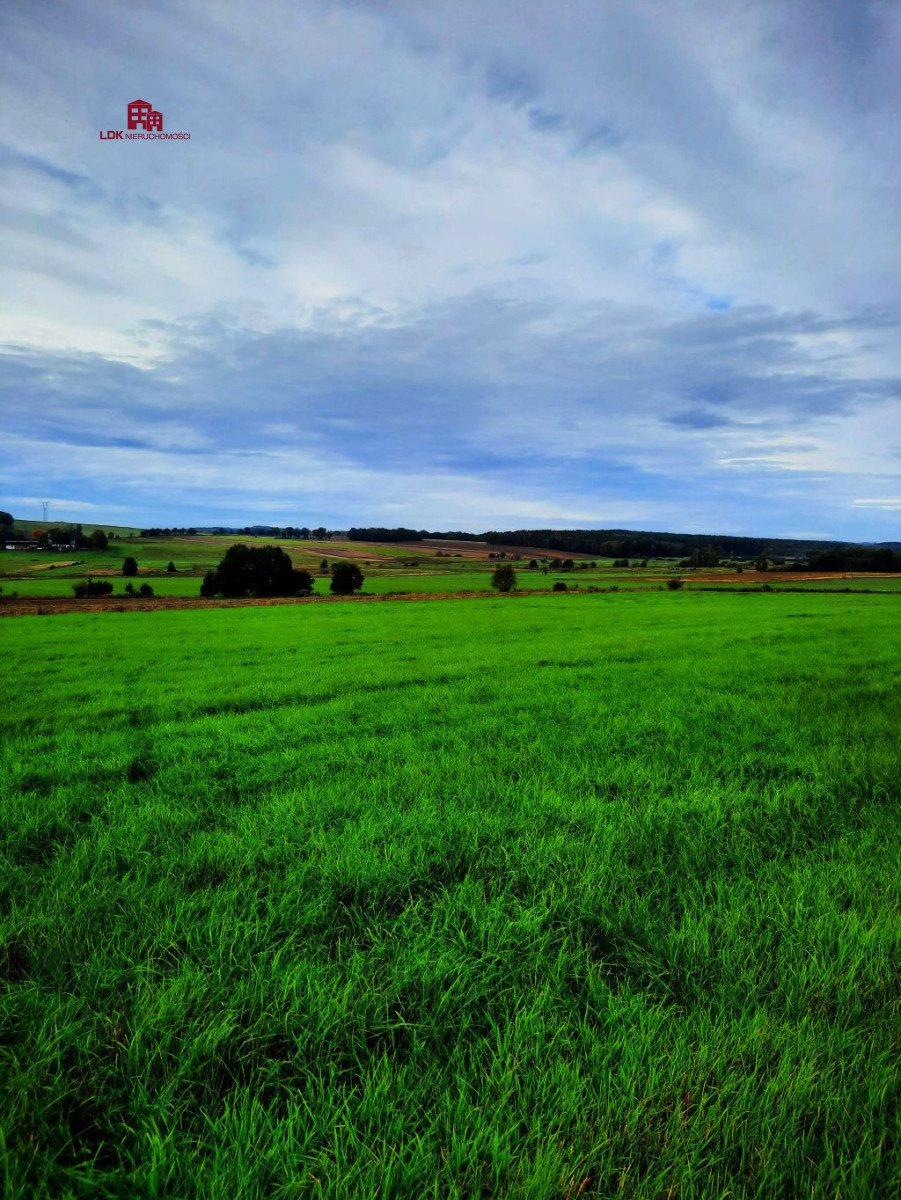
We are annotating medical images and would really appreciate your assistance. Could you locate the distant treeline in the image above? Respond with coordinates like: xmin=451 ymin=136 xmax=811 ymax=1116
xmin=140 ymin=527 xmax=199 ymax=538
xmin=120 ymin=522 xmax=900 ymax=569
xmin=141 ymin=526 xmax=331 ymax=539
xmin=481 ymin=528 xmax=875 ymax=559
xmin=346 ymin=525 xmax=848 ymax=557
xmin=808 ymin=547 xmax=901 ymax=572
xmin=344 ymin=525 xmax=901 ymax=566
xmin=347 ymin=528 xmax=483 ymax=542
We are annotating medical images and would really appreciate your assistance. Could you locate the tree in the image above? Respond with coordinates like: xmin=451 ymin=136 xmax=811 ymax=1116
xmin=528 ymin=559 xmax=538 ymax=569
xmin=319 ymin=559 xmax=329 ymax=571
xmin=122 ymin=556 xmax=138 ymax=577
xmin=89 ymin=529 xmax=108 ymax=551
xmin=330 ymin=561 xmax=364 ymax=595
xmin=200 ymin=544 xmax=314 ymax=598
xmin=0 ymin=511 xmax=12 ymax=527
xmin=490 ymin=563 xmax=517 ymax=593
xmin=552 ymin=580 xmax=567 ymax=592
xmin=138 ymin=583 xmax=154 ymax=598
xmin=73 ymin=579 xmax=113 ymax=598
xmin=167 ymin=561 xmax=176 ymax=573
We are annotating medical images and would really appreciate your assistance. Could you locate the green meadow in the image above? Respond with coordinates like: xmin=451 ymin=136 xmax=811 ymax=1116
xmin=1 ymin=591 xmax=898 ymax=1198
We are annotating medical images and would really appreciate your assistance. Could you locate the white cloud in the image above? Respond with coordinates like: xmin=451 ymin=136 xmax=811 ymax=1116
xmin=0 ymin=0 xmax=898 ymax=537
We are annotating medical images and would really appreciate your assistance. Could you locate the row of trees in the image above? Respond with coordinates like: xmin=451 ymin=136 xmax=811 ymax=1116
xmin=141 ymin=526 xmax=331 ymax=539
xmin=72 ymin=579 xmax=154 ymax=598
xmin=481 ymin=528 xmax=864 ymax=560
xmin=140 ymin=527 xmax=198 ymax=538
xmin=347 ymin=528 xmax=483 ymax=542
xmin=809 ymin=547 xmax=901 ymax=572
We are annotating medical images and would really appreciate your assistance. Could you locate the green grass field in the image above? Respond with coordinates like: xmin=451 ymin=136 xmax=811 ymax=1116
xmin=1 ymin=591 xmax=899 ymax=1198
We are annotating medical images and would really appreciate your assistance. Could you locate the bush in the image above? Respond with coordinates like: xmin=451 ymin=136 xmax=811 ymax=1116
xmin=330 ymin=562 xmax=364 ymax=595
xmin=200 ymin=544 xmax=315 ymax=598
xmin=167 ymin=561 xmax=176 ymax=573
xmin=552 ymin=581 xmax=567 ymax=592
xmin=667 ymin=578 xmax=684 ymax=590
xmin=122 ymin=556 xmax=138 ymax=577
xmin=138 ymin=583 xmax=154 ymax=598
xmin=124 ymin=582 xmax=136 ymax=597
xmin=72 ymin=579 xmax=114 ymax=598
xmin=490 ymin=564 xmax=517 ymax=593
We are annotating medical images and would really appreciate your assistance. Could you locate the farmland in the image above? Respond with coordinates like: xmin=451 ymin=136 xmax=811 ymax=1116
xmin=1 ymin=589 xmax=898 ymax=1197
xmin=3 ymin=533 xmax=900 ymax=609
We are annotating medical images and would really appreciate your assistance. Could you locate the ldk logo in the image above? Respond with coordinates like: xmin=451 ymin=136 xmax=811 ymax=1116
xmin=128 ymin=99 xmax=163 ymax=131
xmin=100 ymin=99 xmax=190 ymax=141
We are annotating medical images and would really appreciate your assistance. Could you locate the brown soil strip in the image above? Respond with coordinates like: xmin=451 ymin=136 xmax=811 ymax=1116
xmin=0 ymin=590 xmax=514 ymax=617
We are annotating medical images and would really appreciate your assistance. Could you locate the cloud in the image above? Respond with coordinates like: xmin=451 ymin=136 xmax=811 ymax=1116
xmin=853 ymin=498 xmax=901 ymax=510
xmin=0 ymin=0 xmax=898 ymax=537
xmin=666 ymin=409 xmax=736 ymax=430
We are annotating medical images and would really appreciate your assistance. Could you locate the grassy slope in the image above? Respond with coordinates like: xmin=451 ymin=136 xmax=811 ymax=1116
xmin=9 ymin=519 xmax=142 ymax=537
xmin=1 ymin=593 xmax=899 ymax=1197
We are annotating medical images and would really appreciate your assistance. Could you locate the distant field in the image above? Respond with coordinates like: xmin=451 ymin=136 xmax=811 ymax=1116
xmin=1 ymin=590 xmax=898 ymax=1197
xmin=9 ymin=518 xmax=142 ymax=537
xmin=773 ymin=576 xmax=901 ymax=592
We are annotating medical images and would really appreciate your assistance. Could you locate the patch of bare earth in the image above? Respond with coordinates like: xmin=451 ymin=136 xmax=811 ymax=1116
xmin=686 ymin=571 xmax=901 ymax=584
xmin=0 ymin=590 xmax=529 ymax=618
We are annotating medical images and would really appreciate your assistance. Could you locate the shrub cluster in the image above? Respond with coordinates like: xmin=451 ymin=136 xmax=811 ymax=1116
xmin=72 ymin=579 xmax=114 ymax=598
xmin=490 ymin=564 xmax=517 ymax=593
xmin=201 ymin=545 xmax=314 ymax=599
xmin=330 ymin=562 xmax=365 ymax=595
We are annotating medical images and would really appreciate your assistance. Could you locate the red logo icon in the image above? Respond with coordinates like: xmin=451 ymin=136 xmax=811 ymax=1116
xmin=127 ymin=99 xmax=163 ymax=132
xmin=99 ymin=99 xmax=190 ymax=141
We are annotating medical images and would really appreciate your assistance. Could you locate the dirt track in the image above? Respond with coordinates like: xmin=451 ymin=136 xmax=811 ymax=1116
xmin=0 ymin=590 xmax=511 ymax=618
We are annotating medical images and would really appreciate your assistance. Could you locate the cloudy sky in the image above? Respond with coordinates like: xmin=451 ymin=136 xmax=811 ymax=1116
xmin=1 ymin=0 xmax=899 ymax=537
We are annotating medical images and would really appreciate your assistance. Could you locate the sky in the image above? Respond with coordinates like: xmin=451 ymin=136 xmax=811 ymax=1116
xmin=1 ymin=0 xmax=899 ymax=539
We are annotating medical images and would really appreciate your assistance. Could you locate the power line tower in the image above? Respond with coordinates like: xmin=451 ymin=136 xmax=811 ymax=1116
xmin=41 ymin=500 xmax=49 ymax=523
